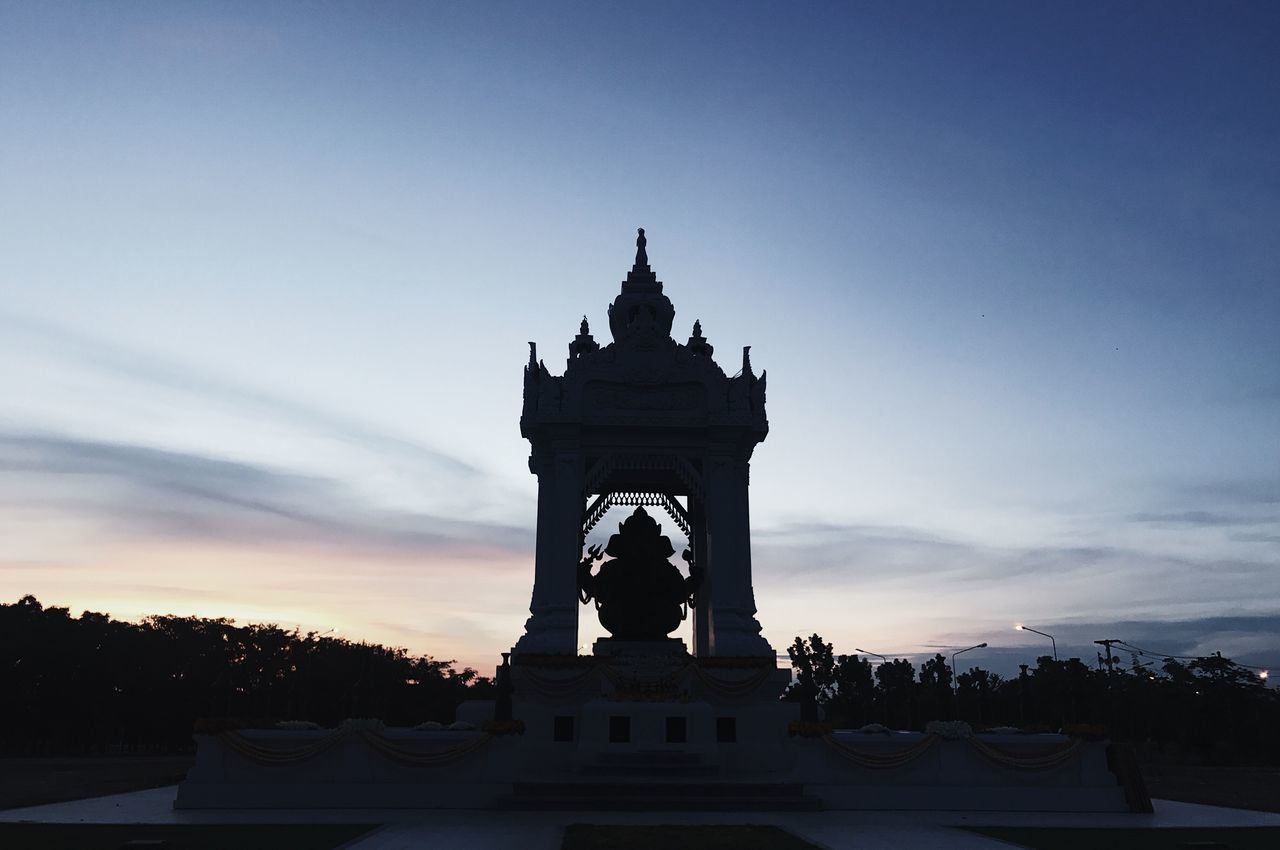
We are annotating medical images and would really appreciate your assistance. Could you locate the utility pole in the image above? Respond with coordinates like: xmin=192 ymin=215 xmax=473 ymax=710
xmin=1094 ymin=639 xmax=1121 ymax=733
xmin=1094 ymin=639 xmax=1120 ymax=676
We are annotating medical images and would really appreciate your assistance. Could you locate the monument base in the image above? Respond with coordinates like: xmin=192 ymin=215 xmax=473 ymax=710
xmin=176 ymin=653 xmax=1144 ymax=812
xmin=175 ymin=726 xmax=1137 ymax=811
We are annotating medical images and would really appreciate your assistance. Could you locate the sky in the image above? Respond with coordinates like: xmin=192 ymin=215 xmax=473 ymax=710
xmin=1 ymin=2 xmax=1277 ymax=677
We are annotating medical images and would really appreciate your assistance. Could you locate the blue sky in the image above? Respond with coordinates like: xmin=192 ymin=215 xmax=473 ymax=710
xmin=1 ymin=2 xmax=1277 ymax=675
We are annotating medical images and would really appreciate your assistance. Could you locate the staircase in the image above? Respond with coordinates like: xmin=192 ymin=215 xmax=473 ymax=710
xmin=580 ymin=749 xmax=719 ymax=777
xmin=499 ymin=781 xmax=822 ymax=811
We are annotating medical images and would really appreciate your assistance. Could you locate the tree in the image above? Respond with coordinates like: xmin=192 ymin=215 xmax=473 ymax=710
xmin=876 ymin=658 xmax=917 ymax=730
xmin=0 ymin=597 xmax=493 ymax=754
xmin=918 ymin=654 xmax=954 ymax=721
xmin=828 ymin=654 xmax=876 ymax=727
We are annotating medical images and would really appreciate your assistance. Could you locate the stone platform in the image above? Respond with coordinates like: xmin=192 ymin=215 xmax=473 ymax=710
xmin=174 ymin=728 xmax=1136 ymax=811
xmin=176 ymin=654 xmax=1141 ymax=813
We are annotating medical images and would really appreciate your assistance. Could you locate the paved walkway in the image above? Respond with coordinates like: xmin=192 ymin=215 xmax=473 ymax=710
xmin=2 ymin=786 xmax=1279 ymax=849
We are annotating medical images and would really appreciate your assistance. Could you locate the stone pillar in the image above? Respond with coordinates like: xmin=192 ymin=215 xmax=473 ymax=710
xmin=704 ymin=453 xmax=773 ymax=657
xmin=690 ymin=497 xmax=711 ymax=657
xmin=513 ymin=450 xmax=583 ymax=656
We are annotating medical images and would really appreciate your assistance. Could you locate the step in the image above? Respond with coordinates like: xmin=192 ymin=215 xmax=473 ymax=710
xmin=514 ymin=781 xmax=808 ymax=798
xmin=579 ymin=763 xmax=721 ymax=777
xmin=497 ymin=794 xmax=823 ymax=811
xmin=501 ymin=781 xmax=824 ymax=811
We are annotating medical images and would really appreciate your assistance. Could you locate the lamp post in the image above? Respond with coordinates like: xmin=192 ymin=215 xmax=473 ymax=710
xmin=855 ymin=648 xmax=890 ymax=725
xmin=1015 ymin=624 xmax=1057 ymax=661
xmin=854 ymin=648 xmax=887 ymax=665
xmin=950 ymin=643 xmax=987 ymax=694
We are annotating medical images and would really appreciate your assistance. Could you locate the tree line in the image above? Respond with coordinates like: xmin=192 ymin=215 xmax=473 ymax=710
xmin=784 ymin=634 xmax=1280 ymax=762
xmin=0 ymin=596 xmax=493 ymax=754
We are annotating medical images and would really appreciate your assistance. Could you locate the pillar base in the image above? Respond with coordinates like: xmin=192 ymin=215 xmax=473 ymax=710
xmin=512 ymin=605 xmax=578 ymax=657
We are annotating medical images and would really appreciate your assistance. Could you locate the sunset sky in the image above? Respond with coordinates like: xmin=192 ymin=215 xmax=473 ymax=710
xmin=2 ymin=3 xmax=1277 ymax=676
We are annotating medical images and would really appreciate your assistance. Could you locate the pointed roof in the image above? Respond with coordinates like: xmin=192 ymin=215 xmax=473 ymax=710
xmin=621 ymin=227 xmax=662 ymax=295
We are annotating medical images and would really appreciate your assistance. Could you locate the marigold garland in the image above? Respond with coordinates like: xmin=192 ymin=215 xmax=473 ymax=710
xmin=966 ymin=736 xmax=1081 ymax=771
xmin=215 ymin=729 xmax=492 ymax=768
xmin=815 ymin=732 xmax=1082 ymax=772
xmin=821 ymin=732 xmax=938 ymax=768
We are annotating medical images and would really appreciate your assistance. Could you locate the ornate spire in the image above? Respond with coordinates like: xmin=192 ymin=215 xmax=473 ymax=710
xmin=569 ymin=315 xmax=599 ymax=360
xmin=619 ymin=227 xmax=661 ymax=294
xmin=610 ymin=227 xmax=672 ymax=342
xmin=687 ymin=319 xmax=713 ymax=357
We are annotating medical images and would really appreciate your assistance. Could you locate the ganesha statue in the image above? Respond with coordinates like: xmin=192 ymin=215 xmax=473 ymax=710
xmin=578 ymin=507 xmax=702 ymax=640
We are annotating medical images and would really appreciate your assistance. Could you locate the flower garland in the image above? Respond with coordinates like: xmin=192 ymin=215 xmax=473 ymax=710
xmin=966 ymin=736 xmax=1080 ymax=771
xmin=518 ymin=666 xmax=601 ymax=697
xmin=356 ymin=730 xmax=491 ymax=766
xmin=821 ymin=733 xmax=939 ymax=768
xmin=215 ymin=729 xmax=492 ymax=768
xmin=814 ymin=729 xmax=1083 ymax=772
xmin=689 ymin=663 xmax=774 ymax=698
xmin=217 ymin=730 xmax=345 ymax=766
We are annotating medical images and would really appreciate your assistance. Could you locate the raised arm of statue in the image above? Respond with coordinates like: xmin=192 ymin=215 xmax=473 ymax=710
xmin=577 ymin=544 xmax=603 ymax=605
xmin=681 ymin=548 xmax=703 ymax=607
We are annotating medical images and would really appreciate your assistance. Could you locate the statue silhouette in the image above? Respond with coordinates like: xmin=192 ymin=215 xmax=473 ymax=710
xmin=578 ymin=507 xmax=700 ymax=640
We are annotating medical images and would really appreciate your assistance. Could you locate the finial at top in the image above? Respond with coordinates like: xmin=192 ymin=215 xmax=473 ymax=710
xmin=687 ymin=319 xmax=713 ymax=357
xmin=635 ymin=227 xmax=648 ymax=267
xmin=580 ymin=315 xmax=590 ymax=334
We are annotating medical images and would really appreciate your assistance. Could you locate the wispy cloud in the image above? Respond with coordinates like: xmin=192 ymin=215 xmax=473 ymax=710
xmin=1127 ymin=510 xmax=1273 ymax=527
xmin=754 ymin=521 xmax=1135 ymax=585
xmin=0 ymin=311 xmax=481 ymax=479
xmin=0 ymin=432 xmax=531 ymax=562
xmin=1183 ymin=478 xmax=1280 ymax=507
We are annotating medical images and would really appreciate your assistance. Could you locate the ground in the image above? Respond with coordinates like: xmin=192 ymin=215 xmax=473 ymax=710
xmin=0 ymin=756 xmax=192 ymax=810
xmin=1 ymin=752 xmax=1278 ymax=814
xmin=1139 ymin=761 xmax=1280 ymax=814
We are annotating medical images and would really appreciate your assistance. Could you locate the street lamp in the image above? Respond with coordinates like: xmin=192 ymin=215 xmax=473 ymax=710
xmin=950 ymin=643 xmax=988 ymax=693
xmin=855 ymin=649 xmax=892 ymax=725
xmin=1015 ymin=624 xmax=1057 ymax=661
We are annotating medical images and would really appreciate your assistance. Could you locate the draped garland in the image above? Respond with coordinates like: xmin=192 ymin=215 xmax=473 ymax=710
xmin=219 ymin=730 xmax=346 ymax=765
xmin=357 ymin=731 xmax=492 ymax=766
xmin=966 ymin=736 xmax=1080 ymax=771
xmin=820 ymin=733 xmax=1082 ymax=772
xmin=517 ymin=666 xmax=601 ymax=698
xmin=821 ymin=732 xmax=939 ymax=769
xmin=688 ymin=663 xmax=775 ymax=698
xmin=218 ymin=730 xmax=491 ymax=768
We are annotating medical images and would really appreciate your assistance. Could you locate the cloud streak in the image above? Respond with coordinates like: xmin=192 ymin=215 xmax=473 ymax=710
xmin=0 ymin=432 xmax=532 ymax=562
xmin=0 ymin=311 xmax=482 ymax=479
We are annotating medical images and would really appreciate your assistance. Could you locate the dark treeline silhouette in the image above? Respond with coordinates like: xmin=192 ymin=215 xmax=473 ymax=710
xmin=785 ymin=634 xmax=1280 ymax=763
xmin=0 ymin=596 xmax=493 ymax=754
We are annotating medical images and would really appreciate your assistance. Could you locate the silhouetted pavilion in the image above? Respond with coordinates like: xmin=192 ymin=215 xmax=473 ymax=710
xmin=515 ymin=229 xmax=773 ymax=658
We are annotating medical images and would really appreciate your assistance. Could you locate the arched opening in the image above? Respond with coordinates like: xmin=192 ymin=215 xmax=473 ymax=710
xmin=578 ymin=499 xmax=695 ymax=653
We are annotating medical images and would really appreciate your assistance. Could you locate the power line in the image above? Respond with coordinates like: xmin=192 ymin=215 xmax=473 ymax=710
xmin=1113 ymin=640 xmax=1272 ymax=672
